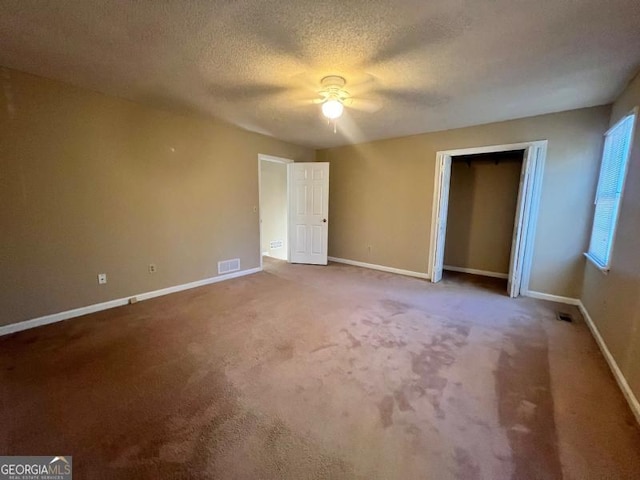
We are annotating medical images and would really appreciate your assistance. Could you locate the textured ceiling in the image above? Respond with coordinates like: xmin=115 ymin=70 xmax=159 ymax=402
xmin=1 ymin=1 xmax=639 ymax=148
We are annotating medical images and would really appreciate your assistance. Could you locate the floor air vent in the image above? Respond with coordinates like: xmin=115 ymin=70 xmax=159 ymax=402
xmin=557 ymin=312 xmax=573 ymax=323
xmin=218 ymin=258 xmax=240 ymax=275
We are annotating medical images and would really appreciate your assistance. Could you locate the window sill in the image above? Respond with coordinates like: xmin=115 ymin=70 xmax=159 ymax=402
xmin=584 ymin=252 xmax=610 ymax=274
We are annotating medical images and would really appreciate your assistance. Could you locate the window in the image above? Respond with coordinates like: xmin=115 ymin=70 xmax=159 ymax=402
xmin=586 ymin=110 xmax=636 ymax=271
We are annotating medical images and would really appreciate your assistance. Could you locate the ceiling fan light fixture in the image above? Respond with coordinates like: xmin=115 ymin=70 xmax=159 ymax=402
xmin=321 ymin=98 xmax=344 ymax=119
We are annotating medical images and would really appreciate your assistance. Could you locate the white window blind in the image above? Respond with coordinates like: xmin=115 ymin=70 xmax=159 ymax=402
xmin=587 ymin=112 xmax=636 ymax=270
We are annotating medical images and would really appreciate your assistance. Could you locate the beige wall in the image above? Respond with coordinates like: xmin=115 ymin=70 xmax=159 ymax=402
xmin=581 ymin=71 xmax=640 ymax=405
xmin=0 ymin=68 xmax=313 ymax=327
xmin=260 ymin=160 xmax=288 ymax=260
xmin=318 ymin=105 xmax=610 ymax=297
xmin=444 ymin=154 xmax=522 ymax=274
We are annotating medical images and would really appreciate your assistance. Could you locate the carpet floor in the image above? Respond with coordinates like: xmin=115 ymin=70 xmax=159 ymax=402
xmin=1 ymin=258 xmax=639 ymax=479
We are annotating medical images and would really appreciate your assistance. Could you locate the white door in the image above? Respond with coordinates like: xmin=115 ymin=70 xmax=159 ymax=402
xmin=507 ymin=147 xmax=535 ymax=297
xmin=431 ymin=155 xmax=452 ymax=283
xmin=288 ymin=162 xmax=330 ymax=265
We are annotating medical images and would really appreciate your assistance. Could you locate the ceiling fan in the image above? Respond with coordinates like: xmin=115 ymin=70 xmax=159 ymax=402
xmin=308 ymin=75 xmax=382 ymax=132
xmin=209 ymin=72 xmax=446 ymax=133
xmin=314 ymin=75 xmax=350 ymax=119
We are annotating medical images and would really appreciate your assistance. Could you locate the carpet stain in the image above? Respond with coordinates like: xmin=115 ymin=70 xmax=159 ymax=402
xmin=394 ymin=389 xmax=415 ymax=412
xmin=372 ymin=334 xmax=407 ymax=349
xmin=361 ymin=317 xmax=381 ymax=327
xmin=378 ymin=395 xmax=395 ymax=428
xmin=273 ymin=341 xmax=294 ymax=361
xmin=380 ymin=299 xmax=410 ymax=316
xmin=340 ymin=329 xmax=362 ymax=349
xmin=495 ymin=319 xmax=563 ymax=480
xmin=354 ymin=307 xmax=408 ymax=350
xmin=454 ymin=447 xmax=482 ymax=480
xmin=310 ymin=343 xmax=339 ymax=353
xmin=409 ymin=323 xmax=470 ymax=418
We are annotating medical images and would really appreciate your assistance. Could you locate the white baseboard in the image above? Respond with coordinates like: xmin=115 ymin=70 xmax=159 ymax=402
xmin=0 ymin=267 xmax=262 ymax=337
xmin=521 ymin=291 xmax=639 ymax=424
xmin=328 ymin=256 xmax=430 ymax=280
xmin=578 ymin=301 xmax=640 ymax=425
xmin=521 ymin=290 xmax=581 ymax=305
xmin=443 ymin=265 xmax=508 ymax=279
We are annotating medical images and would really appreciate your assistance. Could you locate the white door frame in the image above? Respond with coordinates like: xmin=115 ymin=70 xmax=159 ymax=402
xmin=427 ymin=140 xmax=547 ymax=297
xmin=258 ymin=154 xmax=293 ymax=270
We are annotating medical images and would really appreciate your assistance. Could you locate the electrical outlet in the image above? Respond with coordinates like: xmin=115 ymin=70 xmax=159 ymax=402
xmin=97 ymin=273 xmax=107 ymax=285
xmin=148 ymin=264 xmax=157 ymax=274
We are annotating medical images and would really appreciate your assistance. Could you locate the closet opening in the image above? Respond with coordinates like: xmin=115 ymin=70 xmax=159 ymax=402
xmin=443 ymin=150 xmax=524 ymax=290
xmin=429 ymin=141 xmax=547 ymax=297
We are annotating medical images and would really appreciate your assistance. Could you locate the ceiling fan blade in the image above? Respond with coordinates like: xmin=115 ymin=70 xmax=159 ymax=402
xmin=344 ymin=73 xmax=379 ymax=96
xmin=290 ymin=72 xmax=321 ymax=92
xmin=289 ymin=98 xmax=319 ymax=108
xmin=377 ymin=89 xmax=449 ymax=107
xmin=208 ymin=83 xmax=287 ymax=101
xmin=347 ymin=97 xmax=382 ymax=113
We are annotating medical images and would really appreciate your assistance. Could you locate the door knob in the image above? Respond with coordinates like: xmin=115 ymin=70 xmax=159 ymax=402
xmin=323 ymin=218 xmax=327 ymax=223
